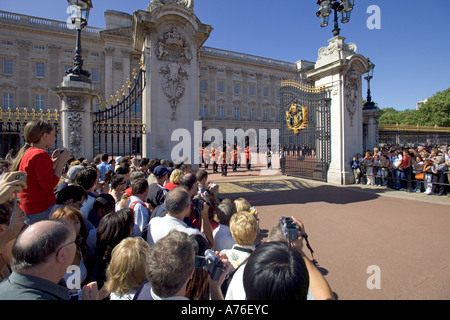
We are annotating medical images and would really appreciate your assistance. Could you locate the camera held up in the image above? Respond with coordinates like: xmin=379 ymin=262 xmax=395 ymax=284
xmin=279 ymin=216 xmax=316 ymax=262
xmin=195 ymin=249 xmax=226 ymax=281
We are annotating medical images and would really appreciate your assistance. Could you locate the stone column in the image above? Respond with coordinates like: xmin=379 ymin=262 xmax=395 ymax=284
xmin=132 ymin=3 xmax=212 ymax=163
xmin=209 ymin=66 xmax=217 ymax=117
xmin=307 ymin=36 xmax=371 ymax=185
xmin=104 ymin=47 xmax=115 ymax=101
xmin=121 ymin=48 xmax=131 ymax=84
xmin=53 ymin=78 xmax=98 ymax=161
xmin=363 ymin=108 xmax=382 ymax=151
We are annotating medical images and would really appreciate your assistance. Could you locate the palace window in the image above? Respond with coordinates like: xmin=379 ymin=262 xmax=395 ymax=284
xmin=91 ymin=68 xmax=100 ymax=82
xmin=249 ymin=85 xmax=255 ymax=96
xmin=249 ymin=107 xmax=255 ymax=120
xmin=35 ymin=62 xmax=45 ymax=78
xmin=200 ymin=104 xmax=207 ymax=117
xmin=234 ymin=83 xmax=240 ymax=95
xmin=234 ymin=106 xmax=240 ymax=119
xmin=35 ymin=95 xmax=45 ymax=110
xmin=218 ymin=81 xmax=224 ymax=94
xmin=218 ymin=105 xmax=224 ymax=118
xmin=201 ymin=79 xmax=207 ymax=92
xmin=3 ymin=59 xmax=13 ymax=75
xmin=3 ymin=93 xmax=14 ymax=110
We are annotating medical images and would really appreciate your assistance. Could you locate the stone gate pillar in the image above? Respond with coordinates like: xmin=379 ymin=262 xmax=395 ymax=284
xmin=363 ymin=106 xmax=382 ymax=151
xmin=54 ymin=78 xmax=98 ymax=161
xmin=132 ymin=0 xmax=212 ymax=163
xmin=307 ymin=36 xmax=371 ymax=185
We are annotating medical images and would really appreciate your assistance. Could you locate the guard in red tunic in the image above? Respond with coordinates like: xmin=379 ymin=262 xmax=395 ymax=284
xmin=211 ymin=147 xmax=218 ymax=173
xmin=231 ymin=148 xmax=238 ymax=172
xmin=245 ymin=146 xmax=251 ymax=171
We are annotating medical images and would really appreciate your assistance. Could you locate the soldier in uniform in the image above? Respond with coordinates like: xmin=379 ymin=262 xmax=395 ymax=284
xmin=219 ymin=148 xmax=227 ymax=176
xmin=203 ymin=145 xmax=210 ymax=170
xmin=245 ymin=145 xmax=251 ymax=171
xmin=211 ymin=146 xmax=218 ymax=173
xmin=231 ymin=147 xmax=238 ymax=172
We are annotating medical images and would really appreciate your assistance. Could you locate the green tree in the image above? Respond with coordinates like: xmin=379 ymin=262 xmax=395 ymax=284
xmin=416 ymin=87 xmax=450 ymax=127
xmin=378 ymin=87 xmax=450 ymax=126
xmin=378 ymin=107 xmax=403 ymax=125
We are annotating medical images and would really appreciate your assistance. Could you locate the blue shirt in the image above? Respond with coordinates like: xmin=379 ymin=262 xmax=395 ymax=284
xmin=97 ymin=162 xmax=114 ymax=181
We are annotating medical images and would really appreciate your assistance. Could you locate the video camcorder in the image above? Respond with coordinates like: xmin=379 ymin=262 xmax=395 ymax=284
xmin=280 ymin=216 xmax=301 ymax=241
xmin=195 ymin=249 xmax=226 ymax=281
xmin=279 ymin=217 xmax=316 ymax=262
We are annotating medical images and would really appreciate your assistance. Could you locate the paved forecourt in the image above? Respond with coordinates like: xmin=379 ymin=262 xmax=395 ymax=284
xmin=213 ymin=168 xmax=450 ymax=300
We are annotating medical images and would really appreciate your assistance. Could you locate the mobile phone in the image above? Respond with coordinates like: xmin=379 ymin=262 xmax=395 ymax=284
xmin=15 ymin=173 xmax=27 ymax=184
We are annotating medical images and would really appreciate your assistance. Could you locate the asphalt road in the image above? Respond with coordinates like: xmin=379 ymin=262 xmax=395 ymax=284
xmin=213 ymin=171 xmax=450 ymax=300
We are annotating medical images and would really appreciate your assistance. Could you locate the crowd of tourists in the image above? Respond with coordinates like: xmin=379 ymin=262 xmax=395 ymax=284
xmin=351 ymin=145 xmax=449 ymax=196
xmin=0 ymin=120 xmax=333 ymax=300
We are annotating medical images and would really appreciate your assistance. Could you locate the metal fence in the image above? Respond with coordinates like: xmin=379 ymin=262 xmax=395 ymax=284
xmin=0 ymin=108 xmax=61 ymax=158
xmin=93 ymin=65 xmax=146 ymax=159
xmin=280 ymin=80 xmax=331 ymax=182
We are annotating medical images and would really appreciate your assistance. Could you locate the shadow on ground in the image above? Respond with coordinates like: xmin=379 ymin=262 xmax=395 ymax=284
xmin=221 ymin=183 xmax=380 ymax=207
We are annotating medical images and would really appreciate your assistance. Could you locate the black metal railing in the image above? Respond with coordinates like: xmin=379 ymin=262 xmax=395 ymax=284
xmin=280 ymin=79 xmax=331 ymax=182
xmin=0 ymin=108 xmax=61 ymax=158
xmin=93 ymin=65 xmax=146 ymax=158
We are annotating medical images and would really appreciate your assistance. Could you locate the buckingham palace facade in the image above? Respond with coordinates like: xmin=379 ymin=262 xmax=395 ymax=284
xmin=0 ymin=9 xmax=314 ymax=156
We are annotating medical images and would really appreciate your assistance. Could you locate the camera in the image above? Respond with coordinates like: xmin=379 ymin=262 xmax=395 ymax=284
xmin=280 ymin=217 xmax=300 ymax=241
xmin=195 ymin=249 xmax=226 ymax=281
xmin=193 ymin=196 xmax=212 ymax=211
xmin=15 ymin=173 xmax=27 ymax=184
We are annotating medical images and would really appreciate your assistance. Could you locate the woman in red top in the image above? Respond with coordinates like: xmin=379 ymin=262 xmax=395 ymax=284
xmin=399 ymin=149 xmax=412 ymax=190
xmin=10 ymin=120 xmax=71 ymax=223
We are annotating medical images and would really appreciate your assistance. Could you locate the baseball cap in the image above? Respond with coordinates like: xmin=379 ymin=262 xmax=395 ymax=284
xmin=153 ymin=165 xmax=169 ymax=178
xmin=67 ymin=165 xmax=84 ymax=181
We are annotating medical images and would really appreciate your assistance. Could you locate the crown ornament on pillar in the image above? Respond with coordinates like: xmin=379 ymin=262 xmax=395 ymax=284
xmin=148 ymin=0 xmax=194 ymax=11
xmin=164 ymin=28 xmax=184 ymax=46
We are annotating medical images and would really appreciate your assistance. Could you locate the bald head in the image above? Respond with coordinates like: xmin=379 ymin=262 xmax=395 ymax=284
xmin=11 ymin=220 xmax=74 ymax=272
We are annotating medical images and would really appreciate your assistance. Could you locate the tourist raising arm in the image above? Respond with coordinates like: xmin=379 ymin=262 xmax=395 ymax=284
xmin=0 ymin=171 xmax=27 ymax=204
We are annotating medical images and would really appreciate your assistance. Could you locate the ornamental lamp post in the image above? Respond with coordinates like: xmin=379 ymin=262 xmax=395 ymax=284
xmin=316 ymin=0 xmax=354 ymax=36
xmin=363 ymin=59 xmax=376 ymax=110
xmin=65 ymin=0 xmax=93 ymax=83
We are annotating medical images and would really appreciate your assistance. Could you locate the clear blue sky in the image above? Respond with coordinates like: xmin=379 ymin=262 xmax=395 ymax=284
xmin=2 ymin=0 xmax=450 ymax=111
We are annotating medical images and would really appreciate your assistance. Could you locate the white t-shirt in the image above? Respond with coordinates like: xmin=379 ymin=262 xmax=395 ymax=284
xmin=212 ymin=224 xmax=236 ymax=252
xmin=392 ymin=154 xmax=403 ymax=169
xmin=147 ymin=214 xmax=205 ymax=246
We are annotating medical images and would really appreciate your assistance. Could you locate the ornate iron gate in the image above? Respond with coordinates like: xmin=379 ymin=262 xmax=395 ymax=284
xmin=0 ymin=108 xmax=61 ymax=158
xmin=280 ymin=80 xmax=331 ymax=182
xmin=93 ymin=65 xmax=146 ymax=158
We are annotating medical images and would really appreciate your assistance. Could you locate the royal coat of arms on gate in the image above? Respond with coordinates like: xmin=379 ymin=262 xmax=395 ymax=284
xmin=286 ymin=103 xmax=308 ymax=135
